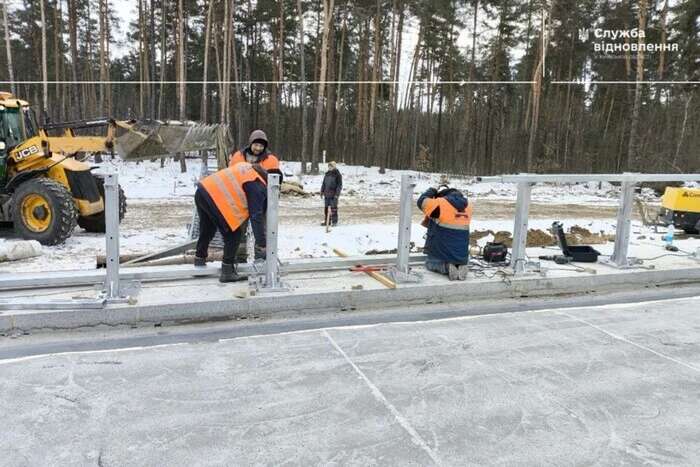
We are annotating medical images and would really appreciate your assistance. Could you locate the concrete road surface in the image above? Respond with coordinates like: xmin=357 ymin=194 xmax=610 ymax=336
xmin=2 ymin=296 xmax=700 ymax=466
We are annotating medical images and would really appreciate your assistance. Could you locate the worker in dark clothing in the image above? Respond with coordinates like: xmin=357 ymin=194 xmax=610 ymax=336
xmin=320 ymin=161 xmax=342 ymax=226
xmin=417 ymin=186 xmax=472 ymax=281
xmin=229 ymin=129 xmax=283 ymax=182
xmin=194 ymin=162 xmax=268 ymax=282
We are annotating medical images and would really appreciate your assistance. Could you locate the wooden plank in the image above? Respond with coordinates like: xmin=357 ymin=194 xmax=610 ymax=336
xmin=333 ymin=248 xmax=396 ymax=289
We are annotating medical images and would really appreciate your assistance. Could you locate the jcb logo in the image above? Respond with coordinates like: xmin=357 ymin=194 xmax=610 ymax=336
xmin=16 ymin=145 xmax=40 ymax=161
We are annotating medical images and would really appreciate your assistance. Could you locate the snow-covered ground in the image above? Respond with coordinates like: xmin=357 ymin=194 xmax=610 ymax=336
xmin=1 ymin=158 xmax=696 ymax=273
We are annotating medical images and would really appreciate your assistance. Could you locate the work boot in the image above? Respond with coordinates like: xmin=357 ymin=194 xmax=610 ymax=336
xmin=219 ymin=263 xmax=242 ymax=283
xmin=448 ymin=264 xmax=467 ymax=281
xmin=448 ymin=264 xmax=460 ymax=281
xmin=457 ymin=265 xmax=468 ymax=281
xmin=194 ymin=256 xmax=207 ymax=267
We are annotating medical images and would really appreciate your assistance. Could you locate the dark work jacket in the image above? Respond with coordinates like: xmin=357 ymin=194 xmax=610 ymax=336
xmin=417 ymin=189 xmax=470 ymax=264
xmin=197 ymin=179 xmax=267 ymax=247
xmin=321 ymin=169 xmax=343 ymax=197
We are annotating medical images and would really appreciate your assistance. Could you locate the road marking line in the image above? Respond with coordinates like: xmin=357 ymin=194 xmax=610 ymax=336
xmin=558 ymin=312 xmax=700 ymax=374
xmin=0 ymin=343 xmax=189 ymax=365
xmin=322 ymin=329 xmax=444 ymax=466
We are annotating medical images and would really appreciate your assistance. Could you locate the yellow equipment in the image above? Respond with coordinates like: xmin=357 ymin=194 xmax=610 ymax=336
xmin=0 ymin=91 xmax=126 ymax=244
xmin=0 ymin=90 xmax=231 ymax=245
xmin=659 ymin=187 xmax=700 ymax=234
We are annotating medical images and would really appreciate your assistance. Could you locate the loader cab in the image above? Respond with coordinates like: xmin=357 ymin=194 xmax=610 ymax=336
xmin=0 ymin=103 xmax=39 ymax=152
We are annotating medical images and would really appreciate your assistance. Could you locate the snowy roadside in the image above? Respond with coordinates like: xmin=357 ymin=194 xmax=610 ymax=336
xmin=92 ymin=158 xmax=662 ymax=204
xmin=2 ymin=158 xmax=695 ymax=274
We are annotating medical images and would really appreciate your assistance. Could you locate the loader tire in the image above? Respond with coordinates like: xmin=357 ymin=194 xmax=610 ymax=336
xmin=11 ymin=177 xmax=78 ymax=245
xmin=78 ymin=177 xmax=127 ymax=233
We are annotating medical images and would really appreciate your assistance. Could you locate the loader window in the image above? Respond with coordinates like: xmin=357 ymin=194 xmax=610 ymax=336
xmin=0 ymin=109 xmax=23 ymax=149
xmin=22 ymin=107 xmax=39 ymax=139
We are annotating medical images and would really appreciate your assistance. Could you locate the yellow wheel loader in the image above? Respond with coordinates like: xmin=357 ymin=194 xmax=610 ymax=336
xmin=658 ymin=187 xmax=700 ymax=234
xmin=0 ymin=92 xmax=127 ymax=244
xmin=0 ymin=91 xmax=230 ymax=245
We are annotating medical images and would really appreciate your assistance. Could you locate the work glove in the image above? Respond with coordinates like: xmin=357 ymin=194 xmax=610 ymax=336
xmin=254 ymin=245 xmax=266 ymax=260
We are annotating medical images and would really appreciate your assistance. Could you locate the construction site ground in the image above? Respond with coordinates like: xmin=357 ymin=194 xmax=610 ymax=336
xmin=1 ymin=292 xmax=699 ymax=465
xmin=2 ymin=238 xmax=699 ymax=333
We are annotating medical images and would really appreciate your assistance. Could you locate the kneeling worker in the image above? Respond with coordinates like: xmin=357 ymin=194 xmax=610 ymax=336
xmin=194 ymin=162 xmax=267 ymax=282
xmin=418 ymin=185 xmax=472 ymax=281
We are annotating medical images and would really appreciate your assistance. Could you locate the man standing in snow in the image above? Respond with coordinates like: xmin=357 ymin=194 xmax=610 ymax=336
xmin=320 ymin=161 xmax=342 ymax=226
xmin=418 ymin=185 xmax=472 ymax=281
xmin=194 ymin=162 xmax=267 ymax=282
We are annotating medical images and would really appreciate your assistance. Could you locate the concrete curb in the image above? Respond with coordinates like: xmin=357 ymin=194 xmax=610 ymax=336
xmin=2 ymin=266 xmax=700 ymax=333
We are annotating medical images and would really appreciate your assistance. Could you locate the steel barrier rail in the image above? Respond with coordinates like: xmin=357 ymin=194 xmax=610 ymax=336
xmin=476 ymin=172 xmax=700 ymax=273
xmin=0 ymin=255 xmax=428 ymax=292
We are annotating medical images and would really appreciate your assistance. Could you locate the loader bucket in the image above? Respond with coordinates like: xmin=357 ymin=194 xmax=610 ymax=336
xmin=114 ymin=120 xmax=231 ymax=162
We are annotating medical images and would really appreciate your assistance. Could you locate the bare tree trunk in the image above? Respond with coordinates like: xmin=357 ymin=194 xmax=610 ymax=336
xmin=39 ymin=0 xmax=48 ymax=117
xmin=2 ymin=0 xmax=15 ymax=95
xmin=67 ymin=0 xmax=81 ymax=118
xmin=526 ymin=9 xmax=547 ymax=171
xmin=99 ymin=0 xmax=108 ymax=115
xmin=177 ymin=0 xmax=187 ymax=172
xmin=672 ymin=94 xmax=692 ymax=169
xmin=310 ymin=0 xmax=334 ymax=174
xmin=231 ymin=0 xmax=245 ymax=145
xmin=297 ymin=0 xmax=309 ymax=173
xmin=657 ymin=0 xmax=668 ymax=80
xmin=157 ymin=0 xmax=167 ymax=120
xmin=368 ymin=0 xmax=381 ymax=142
xmin=54 ymin=0 xmax=63 ymax=120
xmin=200 ymin=0 xmax=213 ymax=123
xmin=626 ymin=0 xmax=647 ymax=171
xmin=139 ymin=0 xmax=145 ymax=116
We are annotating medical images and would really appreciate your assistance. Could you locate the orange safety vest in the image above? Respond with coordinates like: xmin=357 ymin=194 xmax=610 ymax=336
xmin=229 ymin=150 xmax=280 ymax=171
xmin=420 ymin=197 xmax=473 ymax=230
xmin=200 ymin=162 xmax=266 ymax=231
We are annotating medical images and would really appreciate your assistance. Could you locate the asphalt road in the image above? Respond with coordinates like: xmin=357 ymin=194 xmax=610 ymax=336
xmin=1 ymin=295 xmax=700 ymax=466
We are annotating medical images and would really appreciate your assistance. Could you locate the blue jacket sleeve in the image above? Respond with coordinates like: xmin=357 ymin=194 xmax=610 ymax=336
xmin=243 ymin=180 xmax=267 ymax=247
xmin=417 ymin=188 xmax=437 ymax=210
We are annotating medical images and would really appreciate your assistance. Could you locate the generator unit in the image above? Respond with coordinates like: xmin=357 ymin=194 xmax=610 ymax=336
xmin=658 ymin=187 xmax=700 ymax=234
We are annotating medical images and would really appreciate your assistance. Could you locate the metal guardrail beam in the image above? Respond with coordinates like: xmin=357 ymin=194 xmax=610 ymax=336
xmin=0 ymin=255 xmax=428 ymax=292
xmin=477 ymin=173 xmax=700 ymax=184
xmin=478 ymin=172 xmax=700 ymax=274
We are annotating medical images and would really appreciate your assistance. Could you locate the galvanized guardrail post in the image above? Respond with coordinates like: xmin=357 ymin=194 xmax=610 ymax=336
xmin=101 ymin=171 xmax=139 ymax=302
xmin=511 ymin=178 xmax=534 ymax=274
xmin=255 ymin=173 xmax=288 ymax=293
xmin=103 ymin=172 xmax=121 ymax=299
xmin=389 ymin=174 xmax=422 ymax=283
xmin=606 ymin=176 xmax=642 ymax=268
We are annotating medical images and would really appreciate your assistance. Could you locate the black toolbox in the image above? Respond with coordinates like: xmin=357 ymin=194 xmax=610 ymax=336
xmin=551 ymin=221 xmax=601 ymax=263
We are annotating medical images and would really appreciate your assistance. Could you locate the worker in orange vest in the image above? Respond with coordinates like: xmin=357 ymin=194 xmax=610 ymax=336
xmin=229 ymin=129 xmax=283 ymax=182
xmin=418 ymin=186 xmax=473 ymax=281
xmin=194 ymin=162 xmax=268 ymax=282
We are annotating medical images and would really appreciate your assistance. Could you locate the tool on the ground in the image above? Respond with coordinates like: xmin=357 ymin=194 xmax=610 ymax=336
xmin=482 ymin=242 xmax=509 ymax=263
xmin=326 ymin=207 xmax=331 ymax=233
xmin=333 ymin=248 xmax=396 ymax=289
xmin=551 ymin=221 xmax=601 ymax=262
xmin=538 ymin=255 xmax=573 ymax=265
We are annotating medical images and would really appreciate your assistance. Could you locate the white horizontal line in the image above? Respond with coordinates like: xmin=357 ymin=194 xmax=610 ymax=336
xmin=552 ymin=80 xmax=700 ymax=84
xmin=1 ymin=80 xmax=535 ymax=85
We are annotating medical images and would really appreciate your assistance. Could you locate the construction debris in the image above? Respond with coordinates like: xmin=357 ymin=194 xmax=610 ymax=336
xmin=0 ymin=240 xmax=42 ymax=263
xmin=470 ymin=226 xmax=614 ymax=249
xmin=281 ymin=181 xmax=310 ymax=197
